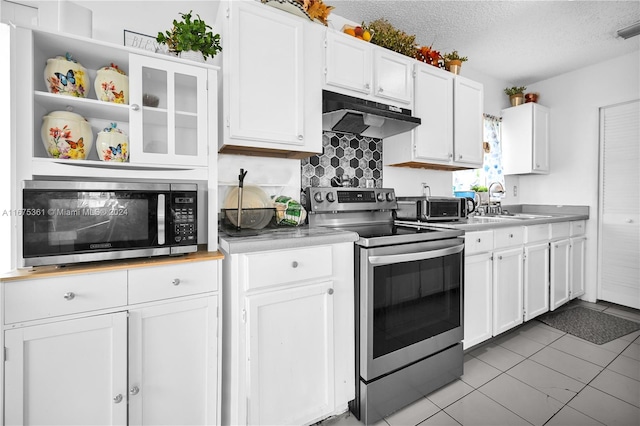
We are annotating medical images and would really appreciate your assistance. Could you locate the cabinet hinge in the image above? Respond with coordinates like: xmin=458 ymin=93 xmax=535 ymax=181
xmin=226 ymin=7 xmax=230 ymax=18
xmin=3 ymin=347 xmax=6 ymax=362
xmin=323 ymin=67 xmax=327 ymax=75
xmin=241 ymin=309 xmax=246 ymax=323
xmin=323 ymin=38 xmax=327 ymax=48
xmin=226 ymin=117 xmax=230 ymax=128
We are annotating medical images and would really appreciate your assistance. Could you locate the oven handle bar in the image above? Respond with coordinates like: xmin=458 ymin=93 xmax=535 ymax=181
xmin=368 ymin=243 xmax=464 ymax=266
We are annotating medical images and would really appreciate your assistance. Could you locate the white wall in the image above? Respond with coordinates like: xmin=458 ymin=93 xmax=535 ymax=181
xmin=519 ymin=50 xmax=640 ymax=303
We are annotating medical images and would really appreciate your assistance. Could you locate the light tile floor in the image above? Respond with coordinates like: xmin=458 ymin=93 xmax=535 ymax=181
xmin=324 ymin=301 xmax=640 ymax=426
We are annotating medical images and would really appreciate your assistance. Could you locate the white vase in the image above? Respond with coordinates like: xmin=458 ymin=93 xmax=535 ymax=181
xmin=41 ymin=111 xmax=93 ymax=160
xmin=94 ymin=65 xmax=129 ymax=104
xmin=95 ymin=123 xmax=129 ymax=162
xmin=179 ymin=50 xmax=205 ymax=63
xmin=44 ymin=53 xmax=89 ymax=98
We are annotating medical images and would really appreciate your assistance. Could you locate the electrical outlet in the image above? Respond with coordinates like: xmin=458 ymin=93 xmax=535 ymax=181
xmin=513 ymin=185 xmax=518 ymax=196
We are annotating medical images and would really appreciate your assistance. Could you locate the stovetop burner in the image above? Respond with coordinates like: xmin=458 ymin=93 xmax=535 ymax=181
xmin=304 ymin=187 xmax=464 ymax=247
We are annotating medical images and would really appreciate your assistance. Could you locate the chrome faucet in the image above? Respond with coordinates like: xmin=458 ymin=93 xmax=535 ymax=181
xmin=489 ymin=182 xmax=505 ymax=199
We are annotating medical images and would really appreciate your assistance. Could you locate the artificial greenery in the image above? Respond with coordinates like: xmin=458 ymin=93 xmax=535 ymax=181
xmin=504 ymin=86 xmax=527 ymax=96
xmin=364 ymin=18 xmax=417 ymax=58
xmin=157 ymin=10 xmax=222 ymax=59
xmin=443 ymin=50 xmax=468 ymax=62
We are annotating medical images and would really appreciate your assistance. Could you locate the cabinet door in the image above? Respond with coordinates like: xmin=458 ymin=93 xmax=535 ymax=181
xmin=453 ymin=76 xmax=484 ymax=166
xmin=493 ymin=247 xmax=524 ymax=336
xmin=524 ymin=242 xmax=550 ymax=321
xmin=373 ymin=48 xmax=413 ymax=105
xmin=128 ymin=296 xmax=218 ymax=426
xmin=464 ymin=252 xmax=493 ymax=349
xmin=550 ymin=239 xmax=571 ymax=310
xmin=325 ymin=31 xmax=372 ymax=95
xmin=570 ymin=236 xmax=586 ymax=300
xmin=4 ymin=312 xmax=128 ymax=425
xmin=227 ymin=1 xmax=305 ymax=146
xmin=532 ymin=104 xmax=550 ymax=172
xmin=246 ymin=281 xmax=335 ymax=425
xmin=129 ymin=54 xmax=208 ymax=166
xmin=413 ymin=63 xmax=454 ymax=162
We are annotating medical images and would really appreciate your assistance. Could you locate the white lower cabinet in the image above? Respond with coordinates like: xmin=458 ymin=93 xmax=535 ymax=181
xmin=463 ymin=252 xmax=493 ymax=349
xmin=2 ymin=259 xmax=220 ymax=426
xmin=221 ymin=241 xmax=354 ymax=426
xmin=492 ymin=246 xmax=524 ymax=335
xmin=523 ymin=242 xmax=550 ymax=321
xmin=550 ymin=239 xmax=571 ymax=310
xmin=246 ymin=282 xmax=335 ymax=425
xmin=570 ymin=236 xmax=587 ymax=300
xmin=5 ymin=312 xmax=128 ymax=425
xmin=128 ymin=297 xmax=218 ymax=426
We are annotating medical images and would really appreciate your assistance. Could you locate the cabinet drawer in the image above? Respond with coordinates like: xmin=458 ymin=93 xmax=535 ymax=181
xmin=128 ymin=261 xmax=217 ymax=304
xmin=570 ymin=220 xmax=586 ymax=236
xmin=494 ymin=226 xmax=524 ymax=248
xmin=464 ymin=231 xmax=494 ymax=255
xmin=524 ymin=224 xmax=550 ymax=244
xmin=4 ymin=271 xmax=127 ymax=324
xmin=245 ymin=245 xmax=333 ymax=291
xmin=550 ymin=222 xmax=570 ymax=240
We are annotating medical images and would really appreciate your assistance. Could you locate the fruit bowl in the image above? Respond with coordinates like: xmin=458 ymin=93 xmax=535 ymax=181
xmin=341 ymin=25 xmax=373 ymax=42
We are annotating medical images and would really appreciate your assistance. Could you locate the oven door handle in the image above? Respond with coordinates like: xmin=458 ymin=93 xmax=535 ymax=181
xmin=368 ymin=244 xmax=464 ymax=266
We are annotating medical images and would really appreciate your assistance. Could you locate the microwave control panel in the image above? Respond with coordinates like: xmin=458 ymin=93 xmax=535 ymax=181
xmin=170 ymin=193 xmax=197 ymax=244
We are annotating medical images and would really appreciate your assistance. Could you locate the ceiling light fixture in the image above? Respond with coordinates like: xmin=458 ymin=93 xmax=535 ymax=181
xmin=617 ymin=21 xmax=640 ymax=39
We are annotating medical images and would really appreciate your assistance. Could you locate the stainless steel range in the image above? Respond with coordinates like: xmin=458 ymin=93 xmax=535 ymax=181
xmin=305 ymin=187 xmax=465 ymax=425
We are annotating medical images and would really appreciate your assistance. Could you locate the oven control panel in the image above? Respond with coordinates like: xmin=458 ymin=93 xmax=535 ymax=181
xmin=305 ymin=187 xmax=397 ymax=213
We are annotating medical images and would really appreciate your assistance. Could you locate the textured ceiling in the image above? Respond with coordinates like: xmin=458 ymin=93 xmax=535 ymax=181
xmin=328 ymin=0 xmax=640 ymax=85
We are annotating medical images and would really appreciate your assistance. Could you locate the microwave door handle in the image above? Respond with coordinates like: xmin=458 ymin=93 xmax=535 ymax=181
xmin=368 ymin=244 xmax=464 ymax=266
xmin=157 ymin=194 xmax=165 ymax=245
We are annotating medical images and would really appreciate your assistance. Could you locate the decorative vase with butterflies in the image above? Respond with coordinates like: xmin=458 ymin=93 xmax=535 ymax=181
xmin=44 ymin=52 xmax=89 ymax=98
xmin=41 ymin=111 xmax=93 ymax=160
xmin=94 ymin=63 xmax=129 ymax=104
xmin=96 ymin=123 xmax=129 ymax=162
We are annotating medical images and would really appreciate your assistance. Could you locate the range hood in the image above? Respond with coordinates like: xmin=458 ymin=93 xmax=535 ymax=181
xmin=322 ymin=90 xmax=421 ymax=139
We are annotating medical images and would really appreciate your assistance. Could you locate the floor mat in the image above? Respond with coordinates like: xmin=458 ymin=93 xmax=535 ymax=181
xmin=537 ymin=306 xmax=640 ymax=345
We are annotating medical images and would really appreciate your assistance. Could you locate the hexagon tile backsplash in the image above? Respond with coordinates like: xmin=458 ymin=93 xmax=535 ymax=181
xmin=301 ymin=132 xmax=383 ymax=188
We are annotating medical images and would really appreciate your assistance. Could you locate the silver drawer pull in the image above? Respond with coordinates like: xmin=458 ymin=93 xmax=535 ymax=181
xmin=292 ymin=261 xmax=299 ymax=268
xmin=63 ymin=292 xmax=75 ymax=301
xmin=498 ymin=255 xmax=503 ymax=260
xmin=131 ymin=104 xmax=140 ymax=111
xmin=476 ymin=238 xmax=481 ymax=243
xmin=172 ymin=278 xmax=181 ymax=286
xmin=327 ymin=288 xmax=334 ymax=295
xmin=129 ymin=386 xmax=140 ymax=396
xmin=113 ymin=394 xmax=123 ymax=404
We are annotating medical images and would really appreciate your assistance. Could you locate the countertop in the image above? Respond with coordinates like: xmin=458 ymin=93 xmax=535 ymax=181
xmin=423 ymin=204 xmax=590 ymax=232
xmin=219 ymin=225 xmax=359 ymax=254
xmin=0 ymin=249 xmax=224 ymax=282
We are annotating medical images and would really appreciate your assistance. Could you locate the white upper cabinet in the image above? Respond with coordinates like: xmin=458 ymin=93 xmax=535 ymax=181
xmin=324 ymin=29 xmax=413 ymax=107
xmin=453 ymin=76 xmax=484 ymax=167
xmin=372 ymin=48 xmax=413 ymax=105
xmin=384 ymin=62 xmax=483 ymax=170
xmin=325 ymin=30 xmax=372 ymax=95
xmin=502 ymin=102 xmax=550 ymax=174
xmin=412 ymin=63 xmax=454 ymax=162
xmin=128 ymin=55 xmax=209 ymax=167
xmin=12 ymin=26 xmax=217 ymax=181
xmin=216 ymin=0 xmax=323 ymax=158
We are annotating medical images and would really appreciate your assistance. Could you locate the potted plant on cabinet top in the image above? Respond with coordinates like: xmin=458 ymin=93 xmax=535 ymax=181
xmin=364 ymin=18 xmax=417 ymax=58
xmin=156 ymin=10 xmax=222 ymax=62
xmin=442 ymin=50 xmax=468 ymax=74
xmin=504 ymin=86 xmax=527 ymax=107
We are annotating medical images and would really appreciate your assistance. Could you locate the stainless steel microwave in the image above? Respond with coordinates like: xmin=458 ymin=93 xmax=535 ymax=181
xmin=21 ymin=181 xmax=198 ymax=267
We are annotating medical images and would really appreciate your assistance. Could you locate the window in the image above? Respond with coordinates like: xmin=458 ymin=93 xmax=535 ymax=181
xmin=452 ymin=115 xmax=504 ymax=191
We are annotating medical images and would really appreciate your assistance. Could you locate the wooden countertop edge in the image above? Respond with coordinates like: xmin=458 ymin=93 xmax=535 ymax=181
xmin=0 ymin=250 xmax=225 ymax=282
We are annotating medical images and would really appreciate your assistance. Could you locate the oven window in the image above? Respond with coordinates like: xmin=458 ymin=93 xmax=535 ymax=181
xmin=372 ymin=252 xmax=461 ymax=359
